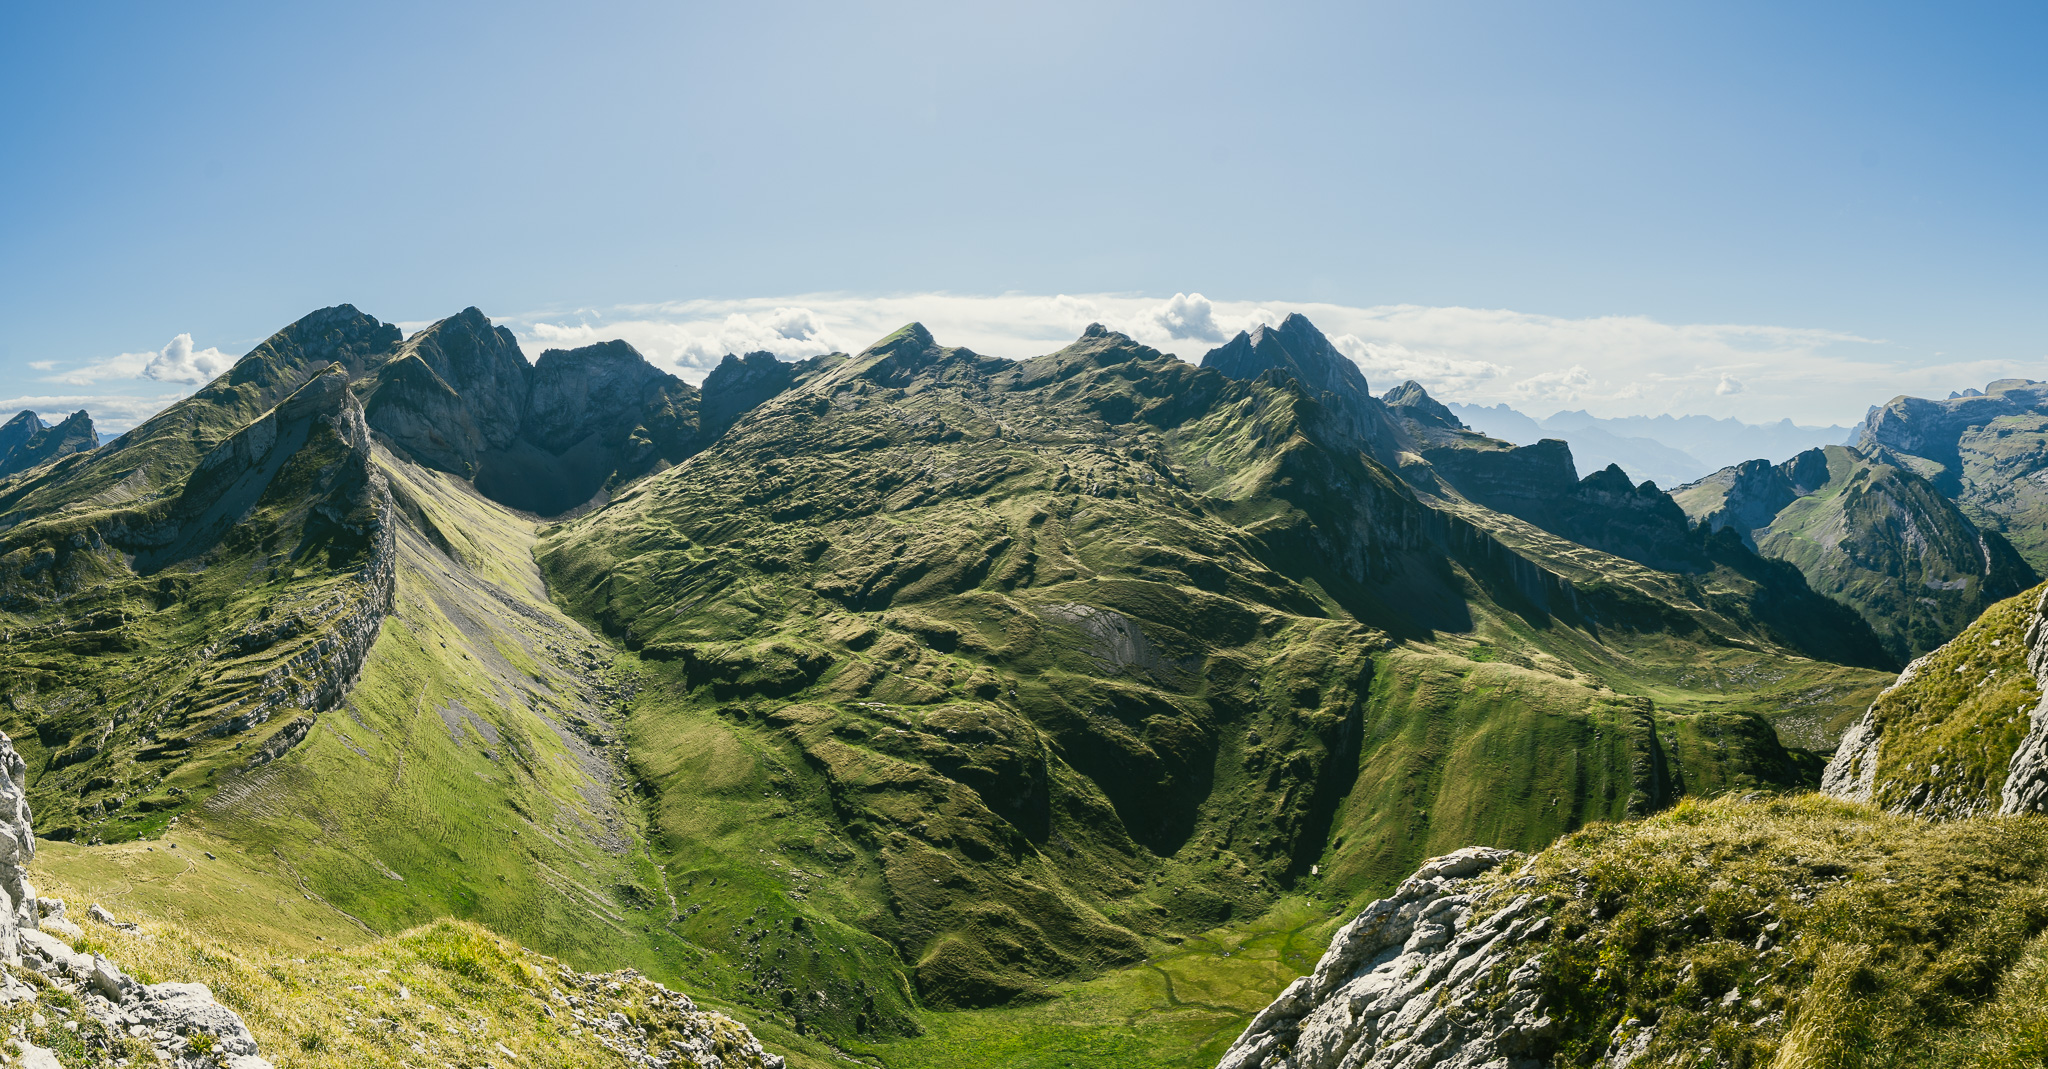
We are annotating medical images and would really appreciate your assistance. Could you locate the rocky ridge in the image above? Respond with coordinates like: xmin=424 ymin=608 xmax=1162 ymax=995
xmin=0 ymin=411 xmax=97 ymax=482
xmin=1675 ymin=444 xmax=2037 ymax=660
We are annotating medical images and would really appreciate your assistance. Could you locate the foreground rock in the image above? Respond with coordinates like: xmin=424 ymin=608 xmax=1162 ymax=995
xmin=1218 ymin=847 xmax=1553 ymax=1069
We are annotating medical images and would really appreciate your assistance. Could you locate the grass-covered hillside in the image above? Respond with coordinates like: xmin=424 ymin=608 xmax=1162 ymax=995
xmin=536 ymin=320 xmax=1893 ymax=1046
xmin=0 ymin=305 xmax=1929 ymax=1069
xmin=1822 ymin=581 xmax=2046 ymax=818
xmin=7 ymin=880 xmax=782 ymax=1069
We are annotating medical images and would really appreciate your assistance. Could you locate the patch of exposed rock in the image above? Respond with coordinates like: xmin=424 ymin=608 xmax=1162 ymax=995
xmin=1218 ymin=847 xmax=1554 ymax=1069
xmin=546 ymin=962 xmax=786 ymax=1069
xmin=0 ymin=729 xmax=280 ymax=1067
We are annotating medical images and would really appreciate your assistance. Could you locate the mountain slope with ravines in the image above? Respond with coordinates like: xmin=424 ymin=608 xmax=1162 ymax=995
xmin=0 ymin=302 xmax=1992 ymax=1069
xmin=1675 ymin=444 xmax=2039 ymax=663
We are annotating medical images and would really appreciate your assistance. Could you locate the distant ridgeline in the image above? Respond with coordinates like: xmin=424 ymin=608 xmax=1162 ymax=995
xmin=4 ymin=301 xmax=2044 ymax=1065
xmin=0 ymin=409 xmax=98 ymax=480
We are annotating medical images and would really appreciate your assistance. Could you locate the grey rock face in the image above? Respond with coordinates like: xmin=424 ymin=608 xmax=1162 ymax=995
xmin=1381 ymin=381 xmax=1466 ymax=431
xmin=700 ymin=351 xmax=799 ymax=439
xmin=1218 ymin=847 xmax=1554 ymax=1069
xmin=0 ymin=732 xmax=37 ymax=965
xmin=2003 ymin=588 xmax=2048 ymax=814
xmin=363 ymin=308 xmax=529 ymax=476
xmin=1201 ymin=313 xmax=1405 ymax=462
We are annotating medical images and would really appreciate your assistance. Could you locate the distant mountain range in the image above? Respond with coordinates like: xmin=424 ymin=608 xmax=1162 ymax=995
xmin=1448 ymin=402 xmax=1852 ymax=488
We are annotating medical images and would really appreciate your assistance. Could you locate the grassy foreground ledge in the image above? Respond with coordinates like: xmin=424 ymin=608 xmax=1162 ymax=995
xmin=0 ymin=912 xmax=781 ymax=1069
xmin=1476 ymin=793 xmax=2048 ymax=1069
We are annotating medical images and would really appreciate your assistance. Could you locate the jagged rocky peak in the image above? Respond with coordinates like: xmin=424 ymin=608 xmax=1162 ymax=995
xmin=1202 ymin=312 xmax=1371 ymax=401
xmin=240 ymin=302 xmax=405 ymax=384
xmin=700 ymin=351 xmax=797 ymax=437
xmin=1381 ymin=380 xmax=1466 ymax=430
xmin=526 ymin=340 xmax=690 ymax=451
xmin=0 ymin=411 xmax=41 ymax=453
xmin=1673 ymin=446 xmax=1835 ymax=550
xmin=0 ymin=408 xmax=98 ymax=479
xmin=394 ymin=307 xmax=529 ymax=441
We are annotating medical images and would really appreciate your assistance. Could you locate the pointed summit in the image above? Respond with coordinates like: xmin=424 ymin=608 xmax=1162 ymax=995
xmin=0 ymin=412 xmax=42 ymax=457
xmin=865 ymin=322 xmax=936 ymax=356
xmin=1199 ymin=313 xmax=1371 ymax=403
xmin=1381 ymin=380 xmax=1466 ymax=431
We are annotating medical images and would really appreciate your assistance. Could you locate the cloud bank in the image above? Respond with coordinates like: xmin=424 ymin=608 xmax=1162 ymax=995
xmin=503 ymin=293 xmax=2007 ymax=425
xmin=17 ymin=294 xmax=2037 ymax=435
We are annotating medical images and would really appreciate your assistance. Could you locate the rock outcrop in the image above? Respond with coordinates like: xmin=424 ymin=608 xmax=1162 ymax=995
xmin=0 ymin=728 xmax=281 ymax=1066
xmin=1380 ymin=381 xmax=1465 ymax=431
xmin=2001 ymin=587 xmax=2048 ymax=815
xmin=1218 ymin=847 xmax=1554 ymax=1069
xmin=0 ymin=734 xmax=36 ymax=965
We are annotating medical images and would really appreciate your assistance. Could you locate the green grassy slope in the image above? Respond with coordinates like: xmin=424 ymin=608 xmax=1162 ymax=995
xmin=1462 ymin=794 xmax=2048 ymax=1069
xmin=0 ymin=366 xmax=392 ymax=843
xmin=1830 ymin=581 xmax=2045 ymax=817
xmin=535 ymin=323 xmax=1892 ymax=1054
xmin=0 ymin=312 xmax=1916 ymax=1069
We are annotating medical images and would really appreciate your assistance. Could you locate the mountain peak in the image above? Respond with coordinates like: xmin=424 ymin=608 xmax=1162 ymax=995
xmin=1201 ymin=313 xmax=1370 ymax=401
xmin=1382 ymin=380 xmax=1466 ymax=430
xmin=868 ymin=322 xmax=936 ymax=355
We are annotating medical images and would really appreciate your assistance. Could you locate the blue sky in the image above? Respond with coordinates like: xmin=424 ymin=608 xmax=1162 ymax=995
xmin=2 ymin=1 xmax=2045 ymax=430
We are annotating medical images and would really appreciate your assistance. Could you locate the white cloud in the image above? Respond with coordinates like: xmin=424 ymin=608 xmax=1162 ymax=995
xmin=1513 ymin=365 xmax=1598 ymax=404
xmin=142 ymin=333 xmax=234 ymax=384
xmin=1135 ymin=292 xmax=1225 ymax=342
xmin=42 ymin=333 xmax=234 ymax=388
xmin=526 ymin=306 xmax=848 ymax=379
xmin=1716 ymin=375 xmax=1744 ymax=396
xmin=505 ymin=294 xmax=1959 ymax=421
